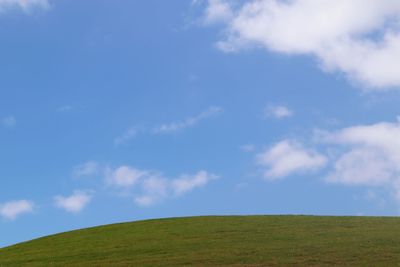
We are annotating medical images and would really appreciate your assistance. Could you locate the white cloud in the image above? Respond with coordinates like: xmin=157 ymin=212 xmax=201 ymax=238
xmin=321 ymin=121 xmax=400 ymax=188
xmin=203 ymin=0 xmax=233 ymax=24
xmin=153 ymin=106 xmax=223 ymax=134
xmin=114 ymin=107 xmax=223 ymax=144
xmin=327 ymin=148 xmax=392 ymax=186
xmin=106 ymin=166 xmax=147 ymax=188
xmin=0 ymin=200 xmax=34 ymax=220
xmin=105 ymin=165 xmax=219 ymax=206
xmin=240 ymin=144 xmax=256 ymax=152
xmin=0 ymin=0 xmax=49 ymax=12
xmin=253 ymin=119 xmax=400 ymax=204
xmin=251 ymin=119 xmax=400 ymax=205
xmin=73 ymin=161 xmax=100 ymax=178
xmin=134 ymin=175 xmax=168 ymax=206
xmin=2 ymin=116 xmax=16 ymax=128
xmin=54 ymin=191 xmax=92 ymax=214
xmin=134 ymin=195 xmax=156 ymax=207
xmin=256 ymin=140 xmax=327 ymax=180
xmin=205 ymin=0 xmax=400 ymax=90
xmin=265 ymin=105 xmax=293 ymax=119
xmin=134 ymin=171 xmax=218 ymax=206
xmin=171 ymin=171 xmax=219 ymax=195
xmin=114 ymin=127 xmax=138 ymax=146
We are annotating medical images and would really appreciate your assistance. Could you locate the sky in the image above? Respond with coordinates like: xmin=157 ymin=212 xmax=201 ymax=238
xmin=1 ymin=0 xmax=400 ymax=247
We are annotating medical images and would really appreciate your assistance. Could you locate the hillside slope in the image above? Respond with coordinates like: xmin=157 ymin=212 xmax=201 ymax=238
xmin=1 ymin=216 xmax=400 ymax=266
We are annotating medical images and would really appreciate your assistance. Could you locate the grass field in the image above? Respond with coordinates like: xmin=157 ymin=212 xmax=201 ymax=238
xmin=1 ymin=215 xmax=400 ymax=266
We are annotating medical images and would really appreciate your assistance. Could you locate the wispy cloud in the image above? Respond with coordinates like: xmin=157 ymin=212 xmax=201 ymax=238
xmin=2 ymin=116 xmax=16 ymax=128
xmin=240 ymin=144 xmax=256 ymax=152
xmin=106 ymin=166 xmax=147 ymax=188
xmin=202 ymin=0 xmax=232 ymax=24
xmin=0 ymin=0 xmax=50 ymax=13
xmin=104 ymin=164 xmax=219 ymax=206
xmin=171 ymin=171 xmax=219 ymax=196
xmin=265 ymin=105 xmax=293 ymax=119
xmin=72 ymin=161 xmax=100 ymax=178
xmin=57 ymin=105 xmax=73 ymax=113
xmin=134 ymin=175 xmax=169 ymax=206
xmin=135 ymin=170 xmax=219 ymax=206
xmin=153 ymin=106 xmax=223 ymax=134
xmin=0 ymin=200 xmax=34 ymax=220
xmin=113 ymin=106 xmax=224 ymax=145
xmin=114 ymin=127 xmax=138 ymax=146
xmin=54 ymin=191 xmax=93 ymax=214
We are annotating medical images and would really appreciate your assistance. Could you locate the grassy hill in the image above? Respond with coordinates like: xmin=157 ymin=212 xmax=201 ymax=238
xmin=1 ymin=215 xmax=400 ymax=266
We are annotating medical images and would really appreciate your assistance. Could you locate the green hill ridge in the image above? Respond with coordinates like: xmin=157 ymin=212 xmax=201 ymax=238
xmin=1 ymin=215 xmax=400 ymax=266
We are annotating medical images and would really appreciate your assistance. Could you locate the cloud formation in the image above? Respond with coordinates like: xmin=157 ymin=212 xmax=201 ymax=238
xmin=0 ymin=0 xmax=49 ymax=13
xmin=114 ymin=106 xmax=223 ymax=145
xmin=54 ymin=191 xmax=92 ymax=214
xmin=204 ymin=0 xmax=400 ymax=90
xmin=320 ymin=121 xmax=400 ymax=195
xmin=171 ymin=171 xmax=219 ymax=196
xmin=114 ymin=128 xmax=138 ymax=146
xmin=105 ymin=165 xmax=219 ymax=206
xmin=1 ymin=116 xmax=16 ymax=128
xmin=134 ymin=175 xmax=169 ymax=206
xmin=153 ymin=106 xmax=223 ymax=134
xmin=202 ymin=0 xmax=232 ymax=24
xmin=265 ymin=105 xmax=293 ymax=119
xmin=240 ymin=144 xmax=256 ymax=152
xmin=106 ymin=166 xmax=147 ymax=188
xmin=256 ymin=140 xmax=327 ymax=180
xmin=257 ymin=119 xmax=400 ymax=204
xmin=73 ymin=161 xmax=100 ymax=178
xmin=0 ymin=200 xmax=34 ymax=220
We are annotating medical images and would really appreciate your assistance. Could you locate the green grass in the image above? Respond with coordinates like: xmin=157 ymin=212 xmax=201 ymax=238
xmin=1 ymin=215 xmax=400 ymax=266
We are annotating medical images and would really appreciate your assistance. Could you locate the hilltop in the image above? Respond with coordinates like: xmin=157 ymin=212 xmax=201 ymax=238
xmin=1 ymin=215 xmax=400 ymax=266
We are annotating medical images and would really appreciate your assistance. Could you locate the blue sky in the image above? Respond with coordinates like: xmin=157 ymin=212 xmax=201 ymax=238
xmin=2 ymin=0 xmax=400 ymax=247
